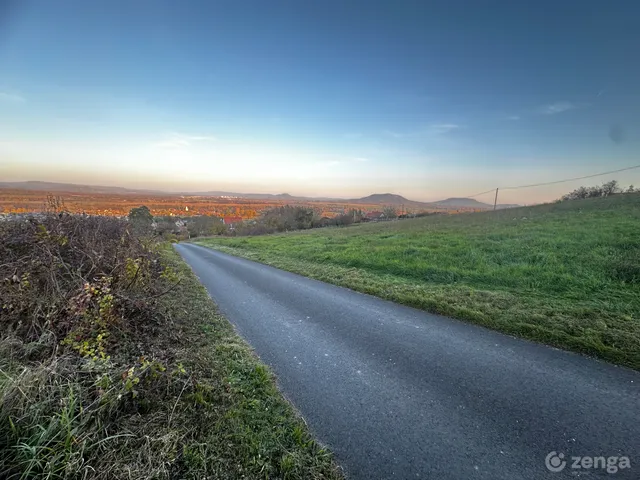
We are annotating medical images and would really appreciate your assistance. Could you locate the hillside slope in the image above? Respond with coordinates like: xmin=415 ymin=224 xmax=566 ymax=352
xmin=196 ymin=193 xmax=640 ymax=369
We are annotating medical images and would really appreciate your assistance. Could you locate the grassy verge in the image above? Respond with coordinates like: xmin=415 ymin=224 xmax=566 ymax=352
xmin=195 ymin=194 xmax=640 ymax=370
xmin=0 ymin=215 xmax=341 ymax=479
xmin=155 ymin=245 xmax=341 ymax=479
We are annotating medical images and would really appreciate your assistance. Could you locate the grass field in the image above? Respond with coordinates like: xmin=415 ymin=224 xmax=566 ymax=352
xmin=196 ymin=193 xmax=640 ymax=370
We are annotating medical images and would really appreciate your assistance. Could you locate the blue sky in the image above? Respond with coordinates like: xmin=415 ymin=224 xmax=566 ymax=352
xmin=1 ymin=0 xmax=639 ymax=203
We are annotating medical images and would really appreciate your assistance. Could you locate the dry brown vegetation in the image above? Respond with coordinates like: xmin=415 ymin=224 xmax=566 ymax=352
xmin=0 ymin=214 xmax=341 ymax=479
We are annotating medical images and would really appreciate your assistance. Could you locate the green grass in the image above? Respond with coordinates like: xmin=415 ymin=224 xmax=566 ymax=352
xmin=153 ymin=245 xmax=342 ymax=479
xmin=0 ymin=243 xmax=342 ymax=479
xmin=195 ymin=194 xmax=640 ymax=370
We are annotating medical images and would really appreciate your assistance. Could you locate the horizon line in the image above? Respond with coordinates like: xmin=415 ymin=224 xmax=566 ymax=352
xmin=0 ymin=179 xmax=496 ymax=204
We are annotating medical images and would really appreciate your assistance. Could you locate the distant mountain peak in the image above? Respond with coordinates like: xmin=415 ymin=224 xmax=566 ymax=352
xmin=437 ymin=197 xmax=489 ymax=205
xmin=434 ymin=197 xmax=519 ymax=209
xmin=357 ymin=193 xmax=410 ymax=204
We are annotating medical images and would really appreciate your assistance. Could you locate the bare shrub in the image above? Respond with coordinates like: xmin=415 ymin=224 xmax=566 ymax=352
xmin=0 ymin=214 xmax=169 ymax=353
xmin=560 ymin=180 xmax=624 ymax=201
xmin=0 ymin=214 xmax=188 ymax=478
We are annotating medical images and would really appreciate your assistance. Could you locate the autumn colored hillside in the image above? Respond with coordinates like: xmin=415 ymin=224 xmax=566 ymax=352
xmin=0 ymin=188 xmax=465 ymax=219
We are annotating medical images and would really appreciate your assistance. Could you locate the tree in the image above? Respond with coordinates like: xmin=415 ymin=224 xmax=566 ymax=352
xmin=44 ymin=194 xmax=67 ymax=214
xmin=259 ymin=206 xmax=318 ymax=232
xmin=627 ymin=185 xmax=635 ymax=193
xmin=334 ymin=212 xmax=354 ymax=226
xmin=348 ymin=209 xmax=364 ymax=223
xmin=155 ymin=216 xmax=177 ymax=238
xmin=560 ymin=180 xmax=622 ymax=202
xmin=187 ymin=215 xmax=224 ymax=237
xmin=382 ymin=206 xmax=398 ymax=219
xmin=128 ymin=206 xmax=153 ymax=234
xmin=601 ymin=180 xmax=621 ymax=197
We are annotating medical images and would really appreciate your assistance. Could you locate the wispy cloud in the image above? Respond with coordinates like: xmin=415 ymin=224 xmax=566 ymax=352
xmin=536 ymin=101 xmax=582 ymax=115
xmin=153 ymin=132 xmax=216 ymax=149
xmin=384 ymin=123 xmax=460 ymax=138
xmin=352 ymin=157 xmax=369 ymax=162
xmin=508 ymin=101 xmax=586 ymax=121
xmin=0 ymin=92 xmax=25 ymax=103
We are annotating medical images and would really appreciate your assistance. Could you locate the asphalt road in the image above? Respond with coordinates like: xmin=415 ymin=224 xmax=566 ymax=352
xmin=175 ymin=243 xmax=639 ymax=479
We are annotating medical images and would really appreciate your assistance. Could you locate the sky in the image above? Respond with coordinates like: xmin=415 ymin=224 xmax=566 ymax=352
xmin=1 ymin=0 xmax=639 ymax=204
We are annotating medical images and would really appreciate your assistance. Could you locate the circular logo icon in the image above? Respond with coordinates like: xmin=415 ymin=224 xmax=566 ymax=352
xmin=545 ymin=451 xmax=567 ymax=472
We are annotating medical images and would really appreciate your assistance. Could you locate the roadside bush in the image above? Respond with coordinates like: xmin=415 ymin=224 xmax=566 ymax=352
xmin=1 ymin=215 xmax=167 ymax=351
xmin=0 ymin=214 xmax=187 ymax=478
xmin=128 ymin=205 xmax=154 ymax=235
xmin=0 ymin=213 xmax=342 ymax=479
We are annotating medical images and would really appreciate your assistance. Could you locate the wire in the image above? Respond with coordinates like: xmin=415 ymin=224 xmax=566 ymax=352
xmin=502 ymin=164 xmax=640 ymax=190
xmin=467 ymin=188 xmax=496 ymax=198
xmin=465 ymin=163 xmax=640 ymax=197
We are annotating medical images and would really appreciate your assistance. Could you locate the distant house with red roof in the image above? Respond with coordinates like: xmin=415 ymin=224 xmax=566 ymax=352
xmin=364 ymin=211 xmax=385 ymax=221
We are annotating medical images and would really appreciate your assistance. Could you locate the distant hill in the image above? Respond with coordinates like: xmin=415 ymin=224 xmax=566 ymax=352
xmin=198 ymin=190 xmax=309 ymax=201
xmin=0 ymin=181 xmax=167 ymax=195
xmin=434 ymin=197 xmax=519 ymax=210
xmin=434 ymin=197 xmax=492 ymax=208
xmin=348 ymin=193 xmax=439 ymax=209
xmin=193 ymin=191 xmax=440 ymax=207
xmin=0 ymin=182 xmax=518 ymax=209
xmin=350 ymin=193 xmax=520 ymax=210
xmin=0 ymin=182 xmax=338 ymax=201
xmin=355 ymin=193 xmax=404 ymax=204
xmin=351 ymin=193 xmax=410 ymax=205
xmin=0 ymin=183 xmax=399 ymax=204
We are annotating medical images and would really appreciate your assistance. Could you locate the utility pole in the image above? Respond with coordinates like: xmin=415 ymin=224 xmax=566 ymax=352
xmin=493 ymin=188 xmax=499 ymax=211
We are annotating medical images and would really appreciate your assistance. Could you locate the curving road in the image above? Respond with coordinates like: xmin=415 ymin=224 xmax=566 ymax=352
xmin=175 ymin=243 xmax=639 ymax=479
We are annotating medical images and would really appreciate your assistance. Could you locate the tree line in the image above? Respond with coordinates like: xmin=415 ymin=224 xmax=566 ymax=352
xmin=126 ymin=204 xmax=405 ymax=239
xmin=559 ymin=180 xmax=635 ymax=202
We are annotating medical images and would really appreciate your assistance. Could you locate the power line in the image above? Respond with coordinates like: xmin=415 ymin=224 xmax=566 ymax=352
xmin=468 ymin=188 xmax=497 ymax=198
xmin=503 ymin=164 xmax=640 ymax=190
xmin=466 ymin=163 xmax=640 ymax=197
